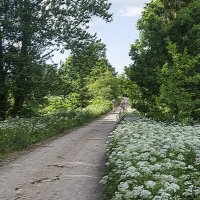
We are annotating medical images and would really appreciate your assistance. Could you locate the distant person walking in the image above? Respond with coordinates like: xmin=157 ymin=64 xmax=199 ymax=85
xmin=112 ymin=99 xmax=116 ymax=112
xmin=124 ymin=97 xmax=129 ymax=108
xmin=120 ymin=99 xmax=125 ymax=113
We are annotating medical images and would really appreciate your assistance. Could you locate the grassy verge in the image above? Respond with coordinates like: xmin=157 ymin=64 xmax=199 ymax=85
xmin=0 ymin=100 xmax=111 ymax=160
xmin=101 ymin=110 xmax=200 ymax=200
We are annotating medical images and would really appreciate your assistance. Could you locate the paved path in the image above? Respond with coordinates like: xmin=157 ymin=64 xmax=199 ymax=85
xmin=0 ymin=111 xmax=119 ymax=200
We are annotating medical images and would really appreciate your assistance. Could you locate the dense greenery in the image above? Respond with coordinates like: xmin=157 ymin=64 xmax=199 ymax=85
xmin=0 ymin=99 xmax=112 ymax=159
xmin=58 ymin=42 xmax=118 ymax=109
xmin=1 ymin=0 xmax=199 ymax=166
xmin=125 ymin=0 xmax=200 ymax=123
xmin=0 ymin=1 xmax=121 ymax=157
xmin=0 ymin=0 xmax=112 ymax=119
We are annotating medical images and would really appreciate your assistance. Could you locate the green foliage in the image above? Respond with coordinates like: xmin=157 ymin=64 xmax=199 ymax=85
xmin=85 ymin=99 xmax=112 ymax=116
xmin=58 ymin=41 xmax=118 ymax=109
xmin=126 ymin=0 xmax=200 ymax=123
xmin=157 ymin=42 xmax=200 ymax=123
xmin=87 ymin=68 xmax=118 ymax=101
xmin=117 ymin=73 xmax=130 ymax=97
xmin=117 ymin=73 xmax=145 ymax=111
xmin=58 ymin=42 xmax=112 ymax=108
xmin=0 ymin=0 xmax=112 ymax=118
xmin=0 ymin=99 xmax=112 ymax=158
xmin=40 ymin=96 xmax=71 ymax=114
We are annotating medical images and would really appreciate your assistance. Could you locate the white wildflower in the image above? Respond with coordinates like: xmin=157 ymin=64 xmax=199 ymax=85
xmin=165 ymin=183 xmax=180 ymax=192
xmin=145 ymin=180 xmax=156 ymax=188
xmin=140 ymin=189 xmax=152 ymax=198
xmin=99 ymin=175 xmax=108 ymax=185
xmin=118 ymin=181 xmax=129 ymax=193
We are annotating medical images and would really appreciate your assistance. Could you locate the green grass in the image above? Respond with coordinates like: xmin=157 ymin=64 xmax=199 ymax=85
xmin=0 ymin=100 xmax=112 ymax=160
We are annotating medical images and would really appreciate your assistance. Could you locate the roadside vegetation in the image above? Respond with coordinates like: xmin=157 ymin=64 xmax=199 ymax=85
xmin=101 ymin=0 xmax=200 ymax=199
xmin=0 ymin=99 xmax=112 ymax=159
xmin=0 ymin=1 xmax=123 ymax=159
xmin=101 ymin=110 xmax=200 ymax=199
xmin=1 ymin=0 xmax=200 ymax=199
xmin=0 ymin=40 xmax=121 ymax=158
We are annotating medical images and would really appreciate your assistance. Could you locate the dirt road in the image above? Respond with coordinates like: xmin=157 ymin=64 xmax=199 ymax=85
xmin=0 ymin=111 xmax=119 ymax=200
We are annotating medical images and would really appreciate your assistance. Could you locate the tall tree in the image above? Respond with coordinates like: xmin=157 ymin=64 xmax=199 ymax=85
xmin=58 ymin=42 xmax=111 ymax=108
xmin=87 ymin=59 xmax=118 ymax=101
xmin=0 ymin=0 xmax=112 ymax=118
xmin=126 ymin=0 xmax=200 ymax=122
xmin=158 ymin=42 xmax=200 ymax=122
xmin=0 ymin=21 xmax=7 ymax=119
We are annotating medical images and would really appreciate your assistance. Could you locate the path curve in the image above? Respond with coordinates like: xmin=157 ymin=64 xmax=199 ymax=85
xmin=0 ymin=111 xmax=119 ymax=200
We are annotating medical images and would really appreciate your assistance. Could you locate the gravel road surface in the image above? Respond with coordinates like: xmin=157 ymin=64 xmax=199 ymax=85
xmin=0 ymin=111 xmax=118 ymax=200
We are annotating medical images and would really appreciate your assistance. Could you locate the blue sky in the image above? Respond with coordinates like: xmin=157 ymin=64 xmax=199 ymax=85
xmin=89 ymin=0 xmax=150 ymax=74
xmin=51 ymin=0 xmax=150 ymax=74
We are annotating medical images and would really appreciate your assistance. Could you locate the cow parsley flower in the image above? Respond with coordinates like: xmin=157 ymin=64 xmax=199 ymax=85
xmin=118 ymin=181 xmax=129 ymax=193
xmin=165 ymin=183 xmax=180 ymax=192
xmin=145 ymin=180 xmax=156 ymax=188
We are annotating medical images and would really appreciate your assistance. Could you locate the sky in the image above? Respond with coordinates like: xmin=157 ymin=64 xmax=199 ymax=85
xmin=89 ymin=0 xmax=150 ymax=74
xmin=51 ymin=0 xmax=150 ymax=74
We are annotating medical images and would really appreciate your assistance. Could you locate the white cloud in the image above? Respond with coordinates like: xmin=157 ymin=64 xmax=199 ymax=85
xmin=109 ymin=0 xmax=149 ymax=9
xmin=120 ymin=7 xmax=143 ymax=17
xmin=108 ymin=0 xmax=150 ymax=18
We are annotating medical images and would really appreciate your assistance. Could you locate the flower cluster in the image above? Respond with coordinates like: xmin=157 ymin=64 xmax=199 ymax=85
xmin=101 ymin=113 xmax=200 ymax=199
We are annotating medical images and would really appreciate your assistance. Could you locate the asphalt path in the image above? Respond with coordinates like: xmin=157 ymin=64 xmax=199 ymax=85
xmin=0 ymin=111 xmax=119 ymax=200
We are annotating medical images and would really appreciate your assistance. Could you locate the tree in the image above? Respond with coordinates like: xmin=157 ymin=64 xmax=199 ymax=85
xmin=157 ymin=42 xmax=200 ymax=122
xmin=87 ymin=64 xmax=118 ymax=101
xmin=117 ymin=73 xmax=142 ymax=110
xmin=126 ymin=0 xmax=169 ymax=113
xmin=0 ymin=0 xmax=112 ymax=118
xmin=58 ymin=42 xmax=113 ymax=108
xmin=126 ymin=0 xmax=200 ymax=122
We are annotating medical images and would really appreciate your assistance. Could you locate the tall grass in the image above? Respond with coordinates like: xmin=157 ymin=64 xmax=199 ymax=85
xmin=0 ymin=100 xmax=112 ymax=159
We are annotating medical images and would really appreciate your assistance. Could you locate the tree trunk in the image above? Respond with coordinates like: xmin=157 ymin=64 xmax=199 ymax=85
xmin=12 ymin=95 xmax=25 ymax=116
xmin=0 ymin=27 xmax=8 ymax=120
xmin=11 ymin=0 xmax=31 ymax=116
xmin=0 ymin=89 xmax=8 ymax=120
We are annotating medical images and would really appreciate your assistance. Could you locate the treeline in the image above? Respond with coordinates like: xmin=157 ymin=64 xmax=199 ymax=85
xmin=47 ymin=42 xmax=119 ymax=113
xmin=125 ymin=0 xmax=200 ymax=123
xmin=0 ymin=0 xmax=119 ymax=120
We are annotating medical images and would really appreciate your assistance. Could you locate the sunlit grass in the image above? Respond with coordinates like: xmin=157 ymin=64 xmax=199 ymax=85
xmin=0 ymin=100 xmax=112 ymax=159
